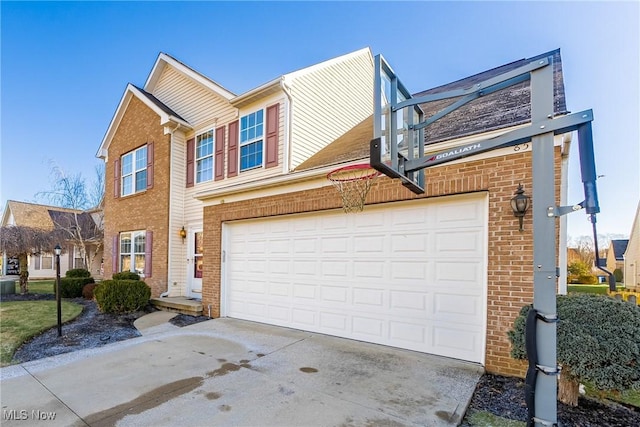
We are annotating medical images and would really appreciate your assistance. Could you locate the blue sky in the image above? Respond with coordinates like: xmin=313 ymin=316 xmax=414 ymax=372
xmin=1 ymin=1 xmax=638 ymax=240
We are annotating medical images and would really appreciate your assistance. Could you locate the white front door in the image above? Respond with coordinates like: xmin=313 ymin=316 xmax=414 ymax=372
xmin=187 ymin=228 xmax=203 ymax=298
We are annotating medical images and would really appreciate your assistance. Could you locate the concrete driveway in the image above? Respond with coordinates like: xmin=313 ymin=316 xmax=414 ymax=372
xmin=0 ymin=318 xmax=482 ymax=426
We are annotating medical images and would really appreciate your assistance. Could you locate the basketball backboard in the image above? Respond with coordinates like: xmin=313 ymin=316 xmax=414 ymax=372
xmin=371 ymin=54 xmax=425 ymax=193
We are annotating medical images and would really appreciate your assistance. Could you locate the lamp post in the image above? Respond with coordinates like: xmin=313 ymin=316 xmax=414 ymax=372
xmin=54 ymin=244 xmax=62 ymax=337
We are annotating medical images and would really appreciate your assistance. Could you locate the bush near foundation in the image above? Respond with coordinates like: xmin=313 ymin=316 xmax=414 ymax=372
xmin=57 ymin=268 xmax=95 ymax=298
xmin=508 ymin=293 xmax=640 ymax=407
xmin=112 ymin=271 xmax=140 ymax=281
xmin=66 ymin=268 xmax=91 ymax=278
xmin=94 ymin=279 xmax=150 ymax=313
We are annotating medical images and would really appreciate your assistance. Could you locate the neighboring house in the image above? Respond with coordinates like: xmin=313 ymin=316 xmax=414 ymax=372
xmin=624 ymin=202 xmax=640 ymax=289
xmin=567 ymin=247 xmax=582 ymax=264
xmin=0 ymin=200 xmax=103 ymax=279
xmin=97 ymin=48 xmax=570 ymax=377
xmin=606 ymin=239 xmax=629 ymax=274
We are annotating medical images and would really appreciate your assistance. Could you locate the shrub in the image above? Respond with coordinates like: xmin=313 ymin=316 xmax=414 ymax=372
xmin=568 ymin=261 xmax=591 ymax=277
xmin=82 ymin=283 xmax=98 ymax=300
xmin=575 ymin=273 xmax=598 ymax=285
xmin=614 ymin=268 xmax=624 ymax=283
xmin=60 ymin=277 xmax=95 ymax=298
xmin=94 ymin=279 xmax=151 ymax=313
xmin=66 ymin=268 xmax=91 ymax=278
xmin=508 ymin=293 xmax=640 ymax=406
xmin=112 ymin=271 xmax=140 ymax=281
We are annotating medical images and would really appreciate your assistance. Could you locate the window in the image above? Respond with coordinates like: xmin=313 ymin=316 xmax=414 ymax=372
xmin=120 ymin=231 xmax=145 ymax=276
xmin=121 ymin=146 xmax=147 ymax=196
xmin=239 ymin=110 xmax=264 ymax=171
xmin=42 ymin=254 xmax=53 ymax=270
xmin=196 ymin=130 xmax=214 ymax=183
xmin=194 ymin=231 xmax=203 ymax=278
xmin=34 ymin=253 xmax=53 ymax=270
xmin=72 ymin=246 xmax=86 ymax=269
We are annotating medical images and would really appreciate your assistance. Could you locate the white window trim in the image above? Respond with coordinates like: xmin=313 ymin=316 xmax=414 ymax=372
xmin=119 ymin=230 xmax=146 ymax=277
xmin=121 ymin=146 xmax=147 ymax=196
xmin=239 ymin=109 xmax=265 ymax=172
xmin=195 ymin=129 xmax=215 ymax=183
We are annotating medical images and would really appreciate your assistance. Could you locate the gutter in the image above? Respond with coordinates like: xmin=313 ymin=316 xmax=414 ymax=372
xmin=194 ymin=160 xmax=365 ymax=202
xmin=230 ymin=77 xmax=281 ymax=108
xmin=558 ymin=132 xmax=572 ymax=295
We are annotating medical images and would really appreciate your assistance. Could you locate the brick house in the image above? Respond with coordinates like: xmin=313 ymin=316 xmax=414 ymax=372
xmin=97 ymin=48 xmax=569 ymax=376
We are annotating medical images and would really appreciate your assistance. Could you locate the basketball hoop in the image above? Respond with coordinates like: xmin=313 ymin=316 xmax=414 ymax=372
xmin=327 ymin=164 xmax=380 ymax=213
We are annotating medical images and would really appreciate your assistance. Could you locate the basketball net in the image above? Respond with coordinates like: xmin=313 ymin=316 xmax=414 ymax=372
xmin=327 ymin=164 xmax=380 ymax=213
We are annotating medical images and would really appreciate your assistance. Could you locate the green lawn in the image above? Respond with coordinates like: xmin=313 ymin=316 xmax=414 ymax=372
xmin=0 ymin=300 xmax=83 ymax=366
xmin=583 ymin=381 xmax=640 ymax=408
xmin=567 ymin=284 xmax=625 ymax=295
xmin=9 ymin=279 xmax=56 ymax=294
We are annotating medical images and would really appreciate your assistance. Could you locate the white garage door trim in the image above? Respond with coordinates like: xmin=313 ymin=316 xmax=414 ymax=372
xmin=221 ymin=193 xmax=488 ymax=364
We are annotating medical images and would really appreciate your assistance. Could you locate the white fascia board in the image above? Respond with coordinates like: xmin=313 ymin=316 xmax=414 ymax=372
xmin=145 ymin=53 xmax=236 ymax=100
xmin=230 ymin=77 xmax=282 ymax=107
xmin=194 ymin=160 xmax=364 ymax=204
xmin=96 ymin=84 xmax=192 ymax=159
xmin=96 ymin=85 xmax=133 ymax=159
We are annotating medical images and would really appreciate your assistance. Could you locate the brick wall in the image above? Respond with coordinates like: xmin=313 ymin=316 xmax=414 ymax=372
xmin=202 ymin=147 xmax=562 ymax=377
xmin=103 ymin=96 xmax=171 ymax=297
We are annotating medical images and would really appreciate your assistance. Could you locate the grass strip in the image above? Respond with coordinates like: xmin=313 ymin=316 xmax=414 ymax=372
xmin=0 ymin=300 xmax=83 ymax=366
xmin=466 ymin=410 xmax=525 ymax=426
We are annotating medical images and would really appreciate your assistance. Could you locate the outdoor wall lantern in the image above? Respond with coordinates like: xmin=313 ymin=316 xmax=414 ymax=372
xmin=510 ymin=184 xmax=531 ymax=232
xmin=179 ymin=226 xmax=187 ymax=241
xmin=54 ymin=244 xmax=62 ymax=337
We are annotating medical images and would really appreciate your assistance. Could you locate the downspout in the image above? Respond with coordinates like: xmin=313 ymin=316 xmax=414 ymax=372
xmin=161 ymin=122 xmax=182 ymax=298
xmin=591 ymin=215 xmax=616 ymax=290
xmin=558 ymin=134 xmax=571 ymax=294
xmin=280 ymin=77 xmax=294 ymax=173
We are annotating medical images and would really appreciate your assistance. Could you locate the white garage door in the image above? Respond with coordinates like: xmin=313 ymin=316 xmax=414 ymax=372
xmin=222 ymin=193 xmax=487 ymax=363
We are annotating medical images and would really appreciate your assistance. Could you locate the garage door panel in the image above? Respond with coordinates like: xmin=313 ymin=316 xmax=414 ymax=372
xmin=353 ymin=261 xmax=385 ymax=278
xmin=435 ymin=261 xmax=482 ymax=283
xmin=434 ymin=293 xmax=483 ymax=323
xmin=436 ymin=230 xmax=483 ymax=255
xmin=435 ymin=201 xmax=484 ymax=226
xmin=224 ymin=194 xmax=487 ymax=363
xmin=321 ymin=286 xmax=349 ymax=303
xmin=321 ymin=237 xmax=349 ymax=253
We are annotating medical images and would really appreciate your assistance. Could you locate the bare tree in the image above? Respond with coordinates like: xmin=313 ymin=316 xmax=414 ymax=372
xmin=35 ymin=162 xmax=105 ymax=270
xmin=0 ymin=226 xmax=62 ymax=293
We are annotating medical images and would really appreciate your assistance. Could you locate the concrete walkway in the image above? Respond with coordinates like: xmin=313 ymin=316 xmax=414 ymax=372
xmin=0 ymin=317 xmax=482 ymax=426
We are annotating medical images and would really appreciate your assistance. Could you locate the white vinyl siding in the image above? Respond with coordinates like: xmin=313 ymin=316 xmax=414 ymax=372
xmin=223 ymin=193 xmax=488 ymax=363
xmin=153 ymin=66 xmax=237 ymax=130
xmin=288 ymin=49 xmax=373 ymax=169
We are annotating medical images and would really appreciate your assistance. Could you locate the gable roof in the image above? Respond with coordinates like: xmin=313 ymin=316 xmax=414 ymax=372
xmin=96 ymin=83 xmax=193 ymax=159
xmin=1 ymin=201 xmax=101 ymax=240
xmin=97 ymin=51 xmax=240 ymax=160
xmin=145 ymin=52 xmax=236 ymax=100
xmin=611 ymin=239 xmax=629 ymax=260
xmin=133 ymin=85 xmax=187 ymax=122
xmin=297 ymin=49 xmax=567 ymax=171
